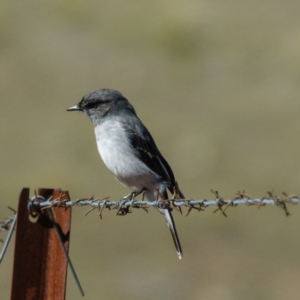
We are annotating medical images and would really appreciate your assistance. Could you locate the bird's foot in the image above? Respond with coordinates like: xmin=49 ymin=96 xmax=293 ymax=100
xmin=115 ymin=197 xmax=132 ymax=216
xmin=116 ymin=188 xmax=146 ymax=216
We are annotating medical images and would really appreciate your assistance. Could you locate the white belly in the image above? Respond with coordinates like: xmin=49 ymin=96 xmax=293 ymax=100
xmin=94 ymin=120 xmax=161 ymax=192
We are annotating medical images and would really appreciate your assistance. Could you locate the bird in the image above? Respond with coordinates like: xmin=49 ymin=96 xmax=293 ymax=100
xmin=67 ymin=89 xmax=185 ymax=259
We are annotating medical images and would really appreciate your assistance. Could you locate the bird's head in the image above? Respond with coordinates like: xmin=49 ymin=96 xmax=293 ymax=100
xmin=67 ymin=89 xmax=134 ymax=124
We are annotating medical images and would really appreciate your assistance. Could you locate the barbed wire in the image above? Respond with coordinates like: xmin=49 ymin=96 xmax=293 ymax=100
xmin=27 ymin=190 xmax=299 ymax=218
xmin=1 ymin=190 xmax=299 ymax=265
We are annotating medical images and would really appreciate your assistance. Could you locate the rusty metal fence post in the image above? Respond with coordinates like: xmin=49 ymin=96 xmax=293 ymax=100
xmin=11 ymin=188 xmax=72 ymax=300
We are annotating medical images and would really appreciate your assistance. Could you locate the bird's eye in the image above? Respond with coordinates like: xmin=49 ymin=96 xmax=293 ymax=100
xmin=84 ymin=101 xmax=98 ymax=109
xmin=83 ymin=100 xmax=111 ymax=110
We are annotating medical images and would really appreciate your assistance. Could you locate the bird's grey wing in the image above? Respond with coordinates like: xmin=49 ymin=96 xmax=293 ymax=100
xmin=121 ymin=118 xmax=176 ymax=190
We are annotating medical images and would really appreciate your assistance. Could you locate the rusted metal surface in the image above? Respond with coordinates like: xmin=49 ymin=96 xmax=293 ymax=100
xmin=11 ymin=188 xmax=71 ymax=300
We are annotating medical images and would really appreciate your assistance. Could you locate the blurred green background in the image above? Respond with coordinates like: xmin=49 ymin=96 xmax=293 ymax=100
xmin=1 ymin=1 xmax=300 ymax=299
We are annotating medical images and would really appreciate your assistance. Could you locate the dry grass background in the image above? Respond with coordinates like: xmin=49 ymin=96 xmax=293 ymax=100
xmin=1 ymin=1 xmax=300 ymax=299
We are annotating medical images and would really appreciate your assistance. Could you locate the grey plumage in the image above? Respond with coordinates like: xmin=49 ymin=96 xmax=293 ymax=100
xmin=67 ymin=88 xmax=184 ymax=259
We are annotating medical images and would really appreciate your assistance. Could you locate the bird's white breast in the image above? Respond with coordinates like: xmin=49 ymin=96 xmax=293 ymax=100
xmin=94 ymin=119 xmax=160 ymax=192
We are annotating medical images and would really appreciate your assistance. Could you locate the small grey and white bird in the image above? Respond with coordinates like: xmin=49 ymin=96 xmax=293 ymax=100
xmin=67 ymin=89 xmax=185 ymax=259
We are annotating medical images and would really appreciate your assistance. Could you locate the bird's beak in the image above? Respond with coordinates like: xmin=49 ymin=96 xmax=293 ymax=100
xmin=67 ymin=105 xmax=82 ymax=112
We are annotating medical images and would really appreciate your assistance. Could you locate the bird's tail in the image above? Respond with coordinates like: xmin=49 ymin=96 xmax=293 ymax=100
xmin=158 ymin=207 xmax=183 ymax=260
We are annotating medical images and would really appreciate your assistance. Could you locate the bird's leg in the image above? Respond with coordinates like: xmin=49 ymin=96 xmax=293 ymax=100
xmin=121 ymin=193 xmax=133 ymax=202
xmin=172 ymin=182 xmax=184 ymax=199
xmin=130 ymin=188 xmax=147 ymax=200
xmin=172 ymin=182 xmax=183 ymax=214
xmin=121 ymin=188 xmax=146 ymax=202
